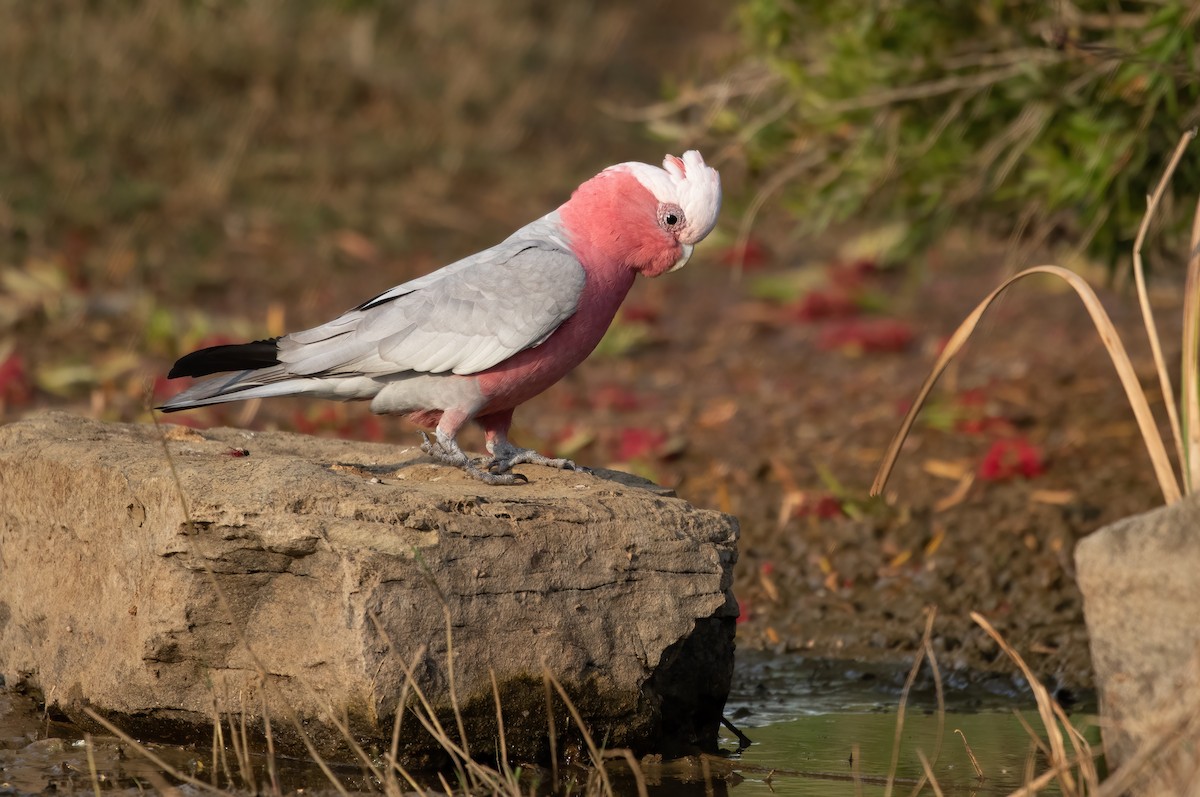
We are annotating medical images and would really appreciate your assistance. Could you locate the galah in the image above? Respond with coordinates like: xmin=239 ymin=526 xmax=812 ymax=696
xmin=160 ymin=151 xmax=722 ymax=484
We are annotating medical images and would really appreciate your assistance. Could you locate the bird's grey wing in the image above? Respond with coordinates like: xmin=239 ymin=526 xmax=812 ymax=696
xmin=277 ymin=239 xmax=586 ymax=377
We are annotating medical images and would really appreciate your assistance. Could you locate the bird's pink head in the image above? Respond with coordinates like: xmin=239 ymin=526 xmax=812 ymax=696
xmin=560 ymin=150 xmax=722 ymax=278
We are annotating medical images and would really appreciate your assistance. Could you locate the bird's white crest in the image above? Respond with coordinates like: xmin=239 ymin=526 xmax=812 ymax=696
xmin=608 ymin=150 xmax=722 ymax=246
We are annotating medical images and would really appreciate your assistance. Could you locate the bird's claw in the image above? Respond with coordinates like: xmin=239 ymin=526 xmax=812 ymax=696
xmin=420 ymin=432 xmax=531 ymax=484
xmin=485 ymin=448 xmax=579 ymax=475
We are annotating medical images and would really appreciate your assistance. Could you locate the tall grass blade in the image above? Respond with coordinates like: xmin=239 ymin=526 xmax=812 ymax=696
xmin=906 ymin=628 xmax=946 ymax=797
xmin=545 ymin=670 xmax=614 ymax=797
xmin=81 ymin=707 xmax=227 ymax=795
xmin=1131 ymin=129 xmax=1196 ymax=483
xmin=85 ymin=734 xmax=102 ymax=797
xmin=872 ymin=265 xmax=1182 ymax=504
xmin=885 ymin=608 xmax=934 ymax=797
xmin=971 ymin=612 xmax=1083 ymax=795
xmin=915 ymin=750 xmax=944 ymax=797
xmin=1183 ymin=196 xmax=1200 ymax=492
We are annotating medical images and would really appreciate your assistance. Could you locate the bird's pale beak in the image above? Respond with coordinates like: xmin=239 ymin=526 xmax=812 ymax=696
xmin=668 ymin=244 xmax=694 ymax=273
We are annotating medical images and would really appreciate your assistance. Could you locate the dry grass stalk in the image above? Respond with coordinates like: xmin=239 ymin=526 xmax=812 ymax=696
xmin=953 ymin=729 xmax=983 ymax=780
xmin=544 ymin=674 xmax=560 ymax=786
xmin=545 ymin=670 xmax=615 ymax=797
xmin=81 ymin=707 xmax=225 ymax=795
xmin=1131 ymin=129 xmax=1197 ymax=474
xmin=972 ymin=612 xmax=1093 ymax=796
xmin=84 ymin=734 xmax=102 ymax=797
xmin=1090 ymin=703 xmax=1200 ymax=796
xmin=874 ymin=134 xmax=1200 ymax=505
xmin=905 ymin=626 xmax=947 ymax=797
xmin=885 ymin=606 xmax=937 ymax=797
xmin=871 ymin=263 xmax=1182 ymax=503
xmin=1183 ymin=194 xmax=1200 ymax=489
xmin=915 ymin=750 xmax=945 ymax=797
xmin=602 ymin=749 xmax=650 ymax=797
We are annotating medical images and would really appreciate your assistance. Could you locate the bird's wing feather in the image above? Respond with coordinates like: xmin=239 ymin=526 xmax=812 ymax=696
xmin=276 ymin=236 xmax=585 ymax=378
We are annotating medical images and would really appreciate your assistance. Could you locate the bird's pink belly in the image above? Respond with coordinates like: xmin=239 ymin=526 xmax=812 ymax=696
xmin=473 ymin=305 xmax=617 ymax=416
xmin=474 ymin=344 xmax=587 ymax=416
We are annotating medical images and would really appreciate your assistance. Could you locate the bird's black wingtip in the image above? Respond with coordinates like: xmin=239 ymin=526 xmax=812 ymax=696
xmin=168 ymin=338 xmax=281 ymax=379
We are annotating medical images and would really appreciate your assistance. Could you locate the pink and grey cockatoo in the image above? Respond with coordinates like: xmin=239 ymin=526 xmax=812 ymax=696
xmin=160 ymin=151 xmax=722 ymax=484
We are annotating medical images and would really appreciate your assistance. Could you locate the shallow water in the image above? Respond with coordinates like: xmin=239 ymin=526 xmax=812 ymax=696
xmin=716 ymin=652 xmax=1100 ymax=796
xmin=0 ymin=655 xmax=1098 ymax=795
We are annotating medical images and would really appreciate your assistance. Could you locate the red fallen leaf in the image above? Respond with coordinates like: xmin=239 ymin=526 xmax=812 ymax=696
xmin=818 ymin=319 xmax=914 ymax=353
xmin=151 ymin=373 xmax=187 ymax=401
xmin=978 ymin=438 xmax=1046 ymax=481
xmin=736 ymin=597 xmax=749 ymax=624
xmin=952 ymin=389 xmax=1014 ymax=436
xmin=592 ymin=384 xmax=641 ymax=412
xmin=956 ymin=388 xmax=988 ymax=407
xmin=789 ymin=288 xmax=860 ymax=322
xmin=356 ymin=414 xmax=385 ymax=442
xmin=615 ymin=427 xmax=667 ymax=462
xmin=787 ymin=492 xmax=846 ymax=521
xmin=717 ymin=239 xmax=769 ymax=270
xmin=291 ymin=408 xmax=316 ymax=435
xmin=291 ymin=405 xmax=341 ymax=435
xmin=955 ymin=416 xmax=1015 ymax=436
xmin=760 ymin=560 xmax=775 ymax=576
xmin=0 ymin=353 xmax=33 ymax=407
xmin=223 ymin=447 xmax=250 ymax=457
xmin=827 ymin=258 xmax=877 ymax=290
xmin=806 ymin=495 xmax=846 ymax=519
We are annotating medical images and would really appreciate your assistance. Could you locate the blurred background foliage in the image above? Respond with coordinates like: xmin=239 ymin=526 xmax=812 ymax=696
xmin=0 ymin=0 xmax=730 ymax=423
xmin=0 ymin=0 xmax=727 ymax=304
xmin=677 ymin=0 xmax=1200 ymax=267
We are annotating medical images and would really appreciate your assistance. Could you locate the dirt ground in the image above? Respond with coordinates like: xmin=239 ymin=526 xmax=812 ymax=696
xmin=0 ymin=1 xmax=1179 ymax=700
xmin=508 ymin=236 xmax=1174 ymax=697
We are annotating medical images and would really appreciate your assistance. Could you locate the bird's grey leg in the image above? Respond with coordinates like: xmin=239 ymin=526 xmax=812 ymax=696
xmin=479 ymin=410 xmax=583 ymax=475
xmin=420 ymin=423 xmax=527 ymax=486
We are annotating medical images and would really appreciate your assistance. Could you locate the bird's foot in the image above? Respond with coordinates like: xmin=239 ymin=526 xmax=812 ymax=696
xmin=420 ymin=432 xmax=528 ymax=485
xmin=485 ymin=441 xmax=587 ymax=476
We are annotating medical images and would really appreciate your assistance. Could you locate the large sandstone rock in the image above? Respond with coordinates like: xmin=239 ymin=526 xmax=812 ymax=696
xmin=1075 ymin=495 xmax=1200 ymax=791
xmin=0 ymin=412 xmax=738 ymax=763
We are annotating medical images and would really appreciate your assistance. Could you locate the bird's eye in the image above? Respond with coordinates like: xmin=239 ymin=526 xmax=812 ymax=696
xmin=659 ymin=204 xmax=684 ymax=230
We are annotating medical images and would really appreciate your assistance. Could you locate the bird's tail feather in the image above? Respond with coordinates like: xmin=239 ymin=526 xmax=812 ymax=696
xmin=169 ymin=338 xmax=281 ymax=379
xmin=157 ymin=370 xmax=313 ymax=412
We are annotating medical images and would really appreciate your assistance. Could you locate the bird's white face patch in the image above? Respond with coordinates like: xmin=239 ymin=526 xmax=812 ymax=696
xmin=609 ymin=150 xmax=722 ymax=247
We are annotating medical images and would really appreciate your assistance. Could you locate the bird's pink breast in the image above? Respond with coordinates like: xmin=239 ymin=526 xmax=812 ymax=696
xmin=473 ymin=170 xmax=670 ymax=414
xmin=473 ymin=267 xmax=635 ymax=413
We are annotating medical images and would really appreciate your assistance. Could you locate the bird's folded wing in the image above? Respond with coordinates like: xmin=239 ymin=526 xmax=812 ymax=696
xmin=277 ymin=240 xmax=586 ymax=378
